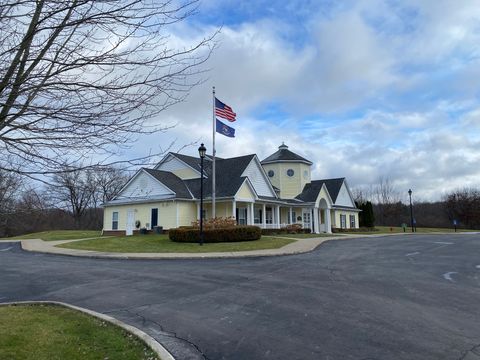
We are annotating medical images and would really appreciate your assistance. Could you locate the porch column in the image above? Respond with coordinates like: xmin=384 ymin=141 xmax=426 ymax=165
xmin=249 ymin=202 xmax=254 ymax=225
xmin=326 ymin=208 xmax=332 ymax=233
xmin=313 ymin=207 xmax=320 ymax=234
xmin=276 ymin=205 xmax=280 ymax=228
xmin=262 ymin=203 xmax=266 ymax=229
xmin=232 ymin=200 xmax=236 ymax=221
xmin=289 ymin=207 xmax=293 ymax=224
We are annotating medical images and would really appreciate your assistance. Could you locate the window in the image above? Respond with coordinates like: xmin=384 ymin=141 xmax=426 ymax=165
xmin=303 ymin=170 xmax=309 ymax=178
xmin=237 ymin=208 xmax=247 ymax=225
xmin=268 ymin=170 xmax=274 ymax=177
xmin=112 ymin=212 xmax=119 ymax=230
xmin=288 ymin=210 xmax=296 ymax=224
xmin=254 ymin=208 xmax=262 ymax=224
xmin=340 ymin=214 xmax=347 ymax=229
xmin=266 ymin=207 xmax=273 ymax=224
xmin=350 ymin=215 xmax=356 ymax=228
xmin=287 ymin=169 xmax=294 ymax=177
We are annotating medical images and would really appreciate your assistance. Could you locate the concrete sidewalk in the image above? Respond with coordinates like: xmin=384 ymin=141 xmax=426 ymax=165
xmin=19 ymin=235 xmax=361 ymax=259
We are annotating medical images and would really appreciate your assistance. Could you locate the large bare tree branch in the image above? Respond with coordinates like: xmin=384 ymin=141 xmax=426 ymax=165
xmin=0 ymin=0 xmax=215 ymax=175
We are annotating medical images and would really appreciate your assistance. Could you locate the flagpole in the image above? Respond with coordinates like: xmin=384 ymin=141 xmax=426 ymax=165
xmin=212 ymin=86 xmax=216 ymax=219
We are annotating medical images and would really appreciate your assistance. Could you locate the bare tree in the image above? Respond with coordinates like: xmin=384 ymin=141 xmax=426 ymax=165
xmin=0 ymin=170 xmax=23 ymax=236
xmin=90 ymin=166 xmax=130 ymax=208
xmin=0 ymin=0 xmax=214 ymax=177
xmin=50 ymin=167 xmax=96 ymax=227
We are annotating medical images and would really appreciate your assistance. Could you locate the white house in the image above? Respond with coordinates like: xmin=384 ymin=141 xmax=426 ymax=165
xmin=103 ymin=144 xmax=360 ymax=235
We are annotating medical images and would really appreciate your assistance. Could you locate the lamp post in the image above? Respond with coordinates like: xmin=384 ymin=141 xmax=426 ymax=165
xmin=198 ymin=143 xmax=206 ymax=246
xmin=408 ymin=189 xmax=414 ymax=233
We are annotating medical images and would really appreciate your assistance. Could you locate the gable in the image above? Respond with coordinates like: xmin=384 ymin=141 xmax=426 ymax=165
xmin=117 ymin=170 xmax=174 ymax=199
xmin=154 ymin=154 xmax=200 ymax=180
xmin=235 ymin=179 xmax=257 ymax=201
xmin=315 ymin=184 xmax=333 ymax=208
xmin=241 ymin=157 xmax=276 ymax=198
xmin=334 ymin=182 xmax=355 ymax=207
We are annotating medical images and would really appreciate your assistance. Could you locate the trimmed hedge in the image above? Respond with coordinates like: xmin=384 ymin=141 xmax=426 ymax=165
xmin=169 ymin=226 xmax=262 ymax=243
xmin=261 ymin=227 xmax=311 ymax=235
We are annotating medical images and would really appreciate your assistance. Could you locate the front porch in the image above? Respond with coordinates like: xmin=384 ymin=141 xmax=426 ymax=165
xmin=196 ymin=200 xmax=332 ymax=233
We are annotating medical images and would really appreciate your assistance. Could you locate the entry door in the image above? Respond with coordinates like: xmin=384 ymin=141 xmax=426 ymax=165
xmin=303 ymin=211 xmax=311 ymax=230
xmin=151 ymin=208 xmax=158 ymax=228
xmin=126 ymin=209 xmax=135 ymax=236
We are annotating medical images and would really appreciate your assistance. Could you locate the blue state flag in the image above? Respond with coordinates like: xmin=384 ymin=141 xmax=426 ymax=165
xmin=216 ymin=118 xmax=235 ymax=138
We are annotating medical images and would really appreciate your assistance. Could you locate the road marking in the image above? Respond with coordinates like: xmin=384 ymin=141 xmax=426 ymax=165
xmin=0 ymin=247 xmax=12 ymax=252
xmin=433 ymin=242 xmax=454 ymax=245
xmin=476 ymin=265 xmax=480 ymax=269
xmin=406 ymin=252 xmax=420 ymax=256
xmin=443 ymin=272 xmax=458 ymax=282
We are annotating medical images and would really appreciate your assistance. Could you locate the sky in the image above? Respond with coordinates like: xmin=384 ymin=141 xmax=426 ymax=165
xmin=124 ymin=0 xmax=480 ymax=203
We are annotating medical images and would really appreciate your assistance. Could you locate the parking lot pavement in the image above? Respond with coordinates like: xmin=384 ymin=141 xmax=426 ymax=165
xmin=1 ymin=233 xmax=480 ymax=360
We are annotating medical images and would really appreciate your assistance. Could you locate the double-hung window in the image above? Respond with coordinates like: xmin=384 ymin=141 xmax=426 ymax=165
xmin=340 ymin=214 xmax=347 ymax=229
xmin=350 ymin=215 xmax=356 ymax=228
xmin=112 ymin=212 xmax=119 ymax=230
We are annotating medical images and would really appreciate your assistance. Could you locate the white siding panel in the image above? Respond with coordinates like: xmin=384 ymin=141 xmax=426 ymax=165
xmin=335 ymin=183 xmax=355 ymax=207
xmin=119 ymin=171 xmax=174 ymax=199
xmin=242 ymin=159 xmax=276 ymax=197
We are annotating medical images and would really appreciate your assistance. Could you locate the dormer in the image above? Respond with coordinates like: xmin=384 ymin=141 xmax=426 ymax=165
xmin=261 ymin=143 xmax=313 ymax=199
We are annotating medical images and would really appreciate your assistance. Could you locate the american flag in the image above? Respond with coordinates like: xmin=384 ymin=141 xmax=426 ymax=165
xmin=215 ymin=97 xmax=236 ymax=122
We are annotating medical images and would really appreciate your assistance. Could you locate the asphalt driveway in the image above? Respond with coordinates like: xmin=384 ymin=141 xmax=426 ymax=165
xmin=1 ymin=233 xmax=479 ymax=360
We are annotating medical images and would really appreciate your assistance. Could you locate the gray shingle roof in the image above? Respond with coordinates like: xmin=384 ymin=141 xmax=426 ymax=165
xmin=185 ymin=154 xmax=256 ymax=198
xmin=261 ymin=144 xmax=312 ymax=165
xmin=143 ymin=169 xmax=193 ymax=199
xmin=295 ymin=178 xmax=345 ymax=203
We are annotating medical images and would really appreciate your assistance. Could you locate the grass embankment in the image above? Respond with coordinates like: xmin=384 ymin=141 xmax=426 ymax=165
xmin=58 ymin=234 xmax=295 ymax=253
xmin=2 ymin=230 xmax=102 ymax=241
xmin=0 ymin=304 xmax=159 ymax=360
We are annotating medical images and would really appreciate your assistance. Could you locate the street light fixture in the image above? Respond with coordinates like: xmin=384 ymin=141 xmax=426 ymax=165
xmin=198 ymin=143 xmax=207 ymax=245
xmin=408 ymin=189 xmax=414 ymax=233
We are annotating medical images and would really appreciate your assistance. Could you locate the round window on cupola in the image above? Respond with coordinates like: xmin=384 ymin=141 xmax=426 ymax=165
xmin=287 ymin=169 xmax=294 ymax=177
xmin=268 ymin=170 xmax=274 ymax=177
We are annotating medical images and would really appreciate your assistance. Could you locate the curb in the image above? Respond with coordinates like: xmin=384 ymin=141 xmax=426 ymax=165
xmin=19 ymin=236 xmax=345 ymax=260
xmin=0 ymin=301 xmax=175 ymax=360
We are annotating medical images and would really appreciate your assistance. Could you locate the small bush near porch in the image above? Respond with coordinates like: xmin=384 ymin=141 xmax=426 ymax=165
xmin=169 ymin=225 xmax=261 ymax=243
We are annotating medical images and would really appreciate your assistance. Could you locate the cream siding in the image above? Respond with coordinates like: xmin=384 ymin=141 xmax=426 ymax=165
xmin=177 ymin=202 xmax=197 ymax=227
xmin=332 ymin=210 xmax=359 ymax=229
xmin=103 ymin=201 xmax=185 ymax=231
xmin=235 ymin=181 xmax=256 ymax=201
xmin=261 ymin=162 xmax=311 ymax=199
xmin=155 ymin=154 xmax=200 ymax=180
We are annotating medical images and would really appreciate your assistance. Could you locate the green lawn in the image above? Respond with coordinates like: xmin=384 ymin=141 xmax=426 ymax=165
xmin=1 ymin=230 xmax=102 ymax=241
xmin=58 ymin=234 xmax=295 ymax=253
xmin=0 ymin=304 xmax=159 ymax=360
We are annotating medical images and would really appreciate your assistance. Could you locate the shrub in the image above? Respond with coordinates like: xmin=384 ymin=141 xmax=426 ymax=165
xmin=191 ymin=217 xmax=237 ymax=229
xmin=169 ymin=225 xmax=262 ymax=243
xmin=261 ymin=227 xmax=311 ymax=235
